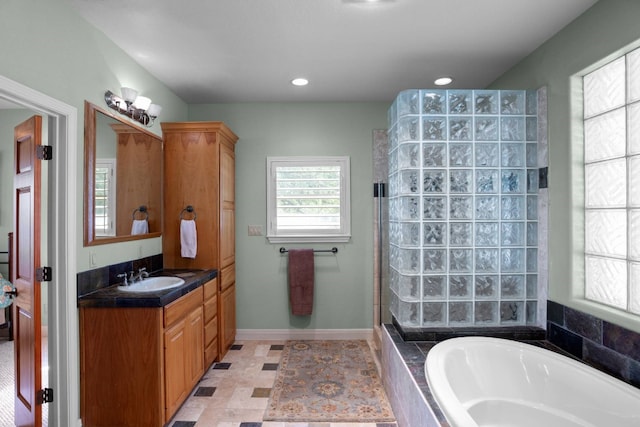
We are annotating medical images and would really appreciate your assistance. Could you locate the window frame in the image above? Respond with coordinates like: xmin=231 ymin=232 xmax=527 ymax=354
xmin=266 ymin=156 xmax=351 ymax=243
xmin=581 ymin=47 xmax=640 ymax=316
xmin=94 ymin=158 xmax=117 ymax=237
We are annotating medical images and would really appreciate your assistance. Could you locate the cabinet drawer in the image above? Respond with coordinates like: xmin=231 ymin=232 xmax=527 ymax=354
xmin=204 ymin=294 xmax=218 ymax=323
xmin=205 ymin=316 xmax=218 ymax=345
xmin=164 ymin=287 xmax=203 ymax=328
xmin=221 ymin=264 xmax=235 ymax=291
xmin=203 ymin=278 xmax=217 ymax=300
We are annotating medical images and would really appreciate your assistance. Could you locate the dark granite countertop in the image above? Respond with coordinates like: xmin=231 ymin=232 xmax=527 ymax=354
xmin=77 ymin=269 xmax=217 ymax=308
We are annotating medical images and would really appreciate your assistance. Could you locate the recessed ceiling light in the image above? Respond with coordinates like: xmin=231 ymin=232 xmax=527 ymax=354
xmin=434 ymin=77 xmax=453 ymax=86
xmin=343 ymin=0 xmax=395 ymax=3
xmin=291 ymin=78 xmax=309 ymax=86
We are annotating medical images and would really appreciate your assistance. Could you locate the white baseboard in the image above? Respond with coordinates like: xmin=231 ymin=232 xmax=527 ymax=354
xmin=236 ymin=328 xmax=374 ymax=341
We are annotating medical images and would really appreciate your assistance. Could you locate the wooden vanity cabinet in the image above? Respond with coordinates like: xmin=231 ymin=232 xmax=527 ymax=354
xmin=161 ymin=122 xmax=237 ymax=360
xmin=80 ymin=287 xmax=205 ymax=427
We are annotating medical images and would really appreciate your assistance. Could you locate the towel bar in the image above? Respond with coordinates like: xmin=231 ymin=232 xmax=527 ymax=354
xmin=132 ymin=205 xmax=149 ymax=220
xmin=279 ymin=247 xmax=338 ymax=254
xmin=180 ymin=205 xmax=197 ymax=220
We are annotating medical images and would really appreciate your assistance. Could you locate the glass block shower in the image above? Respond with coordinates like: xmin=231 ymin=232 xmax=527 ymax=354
xmin=387 ymin=89 xmax=542 ymax=327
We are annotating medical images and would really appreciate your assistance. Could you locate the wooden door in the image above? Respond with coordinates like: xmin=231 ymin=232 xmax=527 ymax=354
xmin=13 ymin=116 xmax=43 ymax=427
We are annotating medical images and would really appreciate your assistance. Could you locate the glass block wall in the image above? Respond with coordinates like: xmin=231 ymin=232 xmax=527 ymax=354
xmin=387 ymin=89 xmax=539 ymax=327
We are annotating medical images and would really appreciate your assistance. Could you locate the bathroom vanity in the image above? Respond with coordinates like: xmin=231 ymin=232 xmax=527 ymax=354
xmin=79 ymin=270 xmax=217 ymax=427
xmin=79 ymin=112 xmax=238 ymax=425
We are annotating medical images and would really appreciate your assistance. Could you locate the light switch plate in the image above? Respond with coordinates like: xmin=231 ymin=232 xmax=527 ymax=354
xmin=248 ymin=225 xmax=263 ymax=236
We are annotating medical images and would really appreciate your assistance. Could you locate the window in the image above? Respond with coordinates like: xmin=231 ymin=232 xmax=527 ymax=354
xmin=266 ymin=156 xmax=350 ymax=243
xmin=583 ymin=47 xmax=640 ymax=314
xmin=95 ymin=159 xmax=116 ymax=236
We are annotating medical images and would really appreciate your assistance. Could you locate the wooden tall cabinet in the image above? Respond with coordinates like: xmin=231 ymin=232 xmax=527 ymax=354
xmin=161 ymin=122 xmax=237 ymax=360
xmin=110 ymin=123 xmax=162 ymax=235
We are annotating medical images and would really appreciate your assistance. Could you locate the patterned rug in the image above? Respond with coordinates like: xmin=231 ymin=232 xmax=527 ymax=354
xmin=264 ymin=340 xmax=395 ymax=423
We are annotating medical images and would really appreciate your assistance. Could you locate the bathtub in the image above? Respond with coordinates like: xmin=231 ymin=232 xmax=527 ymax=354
xmin=425 ymin=336 xmax=640 ymax=427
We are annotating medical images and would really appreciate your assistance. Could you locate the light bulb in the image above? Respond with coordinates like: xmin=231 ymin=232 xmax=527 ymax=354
xmin=133 ymin=96 xmax=152 ymax=111
xmin=120 ymin=87 xmax=138 ymax=103
xmin=147 ymin=104 xmax=162 ymax=118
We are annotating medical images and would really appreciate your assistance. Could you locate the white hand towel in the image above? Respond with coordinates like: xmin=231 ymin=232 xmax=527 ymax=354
xmin=180 ymin=219 xmax=197 ymax=258
xmin=131 ymin=219 xmax=149 ymax=235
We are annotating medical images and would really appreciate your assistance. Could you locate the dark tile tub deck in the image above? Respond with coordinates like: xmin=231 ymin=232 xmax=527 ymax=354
xmin=384 ymin=322 xmax=571 ymax=426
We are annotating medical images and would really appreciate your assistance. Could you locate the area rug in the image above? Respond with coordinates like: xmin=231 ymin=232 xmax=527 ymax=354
xmin=264 ymin=340 xmax=395 ymax=423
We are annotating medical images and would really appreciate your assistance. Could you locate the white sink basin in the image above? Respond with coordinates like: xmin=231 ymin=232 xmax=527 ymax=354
xmin=117 ymin=276 xmax=185 ymax=293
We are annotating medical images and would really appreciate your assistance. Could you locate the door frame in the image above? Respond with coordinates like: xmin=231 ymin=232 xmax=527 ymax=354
xmin=0 ymin=75 xmax=79 ymax=426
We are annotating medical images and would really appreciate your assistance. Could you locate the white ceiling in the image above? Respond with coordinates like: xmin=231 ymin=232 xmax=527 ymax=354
xmin=69 ymin=0 xmax=596 ymax=104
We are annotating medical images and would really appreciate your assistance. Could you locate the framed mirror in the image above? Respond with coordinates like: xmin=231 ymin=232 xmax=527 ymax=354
xmin=84 ymin=101 xmax=162 ymax=246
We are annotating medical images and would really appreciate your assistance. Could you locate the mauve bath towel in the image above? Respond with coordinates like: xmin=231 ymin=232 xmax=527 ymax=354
xmin=288 ymin=249 xmax=314 ymax=315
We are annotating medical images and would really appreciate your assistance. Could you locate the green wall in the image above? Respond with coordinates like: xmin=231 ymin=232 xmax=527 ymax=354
xmin=490 ymin=0 xmax=640 ymax=332
xmin=0 ymin=0 xmax=188 ymax=272
xmin=188 ymin=103 xmax=388 ymax=329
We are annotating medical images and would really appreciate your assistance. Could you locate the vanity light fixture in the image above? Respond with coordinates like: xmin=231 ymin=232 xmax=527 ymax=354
xmin=104 ymin=87 xmax=162 ymax=127
xmin=434 ymin=77 xmax=453 ymax=86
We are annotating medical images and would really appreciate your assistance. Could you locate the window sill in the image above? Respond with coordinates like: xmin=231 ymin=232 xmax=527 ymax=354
xmin=266 ymin=235 xmax=350 ymax=244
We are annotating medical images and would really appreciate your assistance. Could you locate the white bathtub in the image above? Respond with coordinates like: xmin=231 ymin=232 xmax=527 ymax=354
xmin=425 ymin=336 xmax=640 ymax=427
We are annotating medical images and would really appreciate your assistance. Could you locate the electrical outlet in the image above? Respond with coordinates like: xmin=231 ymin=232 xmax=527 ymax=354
xmin=90 ymin=251 xmax=97 ymax=267
xmin=248 ymin=225 xmax=263 ymax=236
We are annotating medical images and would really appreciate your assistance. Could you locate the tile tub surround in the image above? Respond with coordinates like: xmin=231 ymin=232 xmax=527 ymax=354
xmin=381 ymin=323 xmax=576 ymax=427
xmin=392 ymin=317 xmax=546 ymax=342
xmin=384 ymin=306 xmax=640 ymax=427
xmin=547 ymin=300 xmax=640 ymax=388
xmin=382 ymin=324 xmax=444 ymax=427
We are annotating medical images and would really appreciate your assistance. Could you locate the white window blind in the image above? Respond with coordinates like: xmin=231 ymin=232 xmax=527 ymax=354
xmin=267 ymin=156 xmax=351 ymax=243
xmin=95 ymin=159 xmax=116 ymax=236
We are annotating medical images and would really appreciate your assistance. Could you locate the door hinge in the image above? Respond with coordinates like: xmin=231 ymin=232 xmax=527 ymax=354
xmin=38 ymin=388 xmax=54 ymax=404
xmin=36 ymin=145 xmax=53 ymax=160
xmin=36 ymin=266 xmax=52 ymax=282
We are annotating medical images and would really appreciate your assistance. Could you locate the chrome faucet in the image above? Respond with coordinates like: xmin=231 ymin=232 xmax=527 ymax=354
xmin=117 ymin=272 xmax=130 ymax=286
xmin=131 ymin=267 xmax=149 ymax=283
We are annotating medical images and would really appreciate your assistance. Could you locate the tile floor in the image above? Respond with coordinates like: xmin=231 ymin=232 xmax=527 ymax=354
xmin=168 ymin=340 xmax=397 ymax=427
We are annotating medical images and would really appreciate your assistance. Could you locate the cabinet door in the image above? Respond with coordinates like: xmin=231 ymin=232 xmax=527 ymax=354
xmin=162 ymin=128 xmax=220 ymax=269
xmin=164 ymin=319 xmax=188 ymax=420
xmin=186 ymin=306 xmax=204 ymax=389
xmin=219 ymin=140 xmax=235 ymax=268
xmin=220 ymin=281 xmax=236 ymax=353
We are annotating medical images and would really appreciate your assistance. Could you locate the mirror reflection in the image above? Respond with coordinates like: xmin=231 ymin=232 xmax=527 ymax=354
xmin=84 ymin=101 xmax=162 ymax=246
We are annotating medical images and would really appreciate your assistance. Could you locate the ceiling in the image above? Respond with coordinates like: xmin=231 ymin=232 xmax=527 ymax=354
xmin=68 ymin=0 xmax=596 ymax=104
